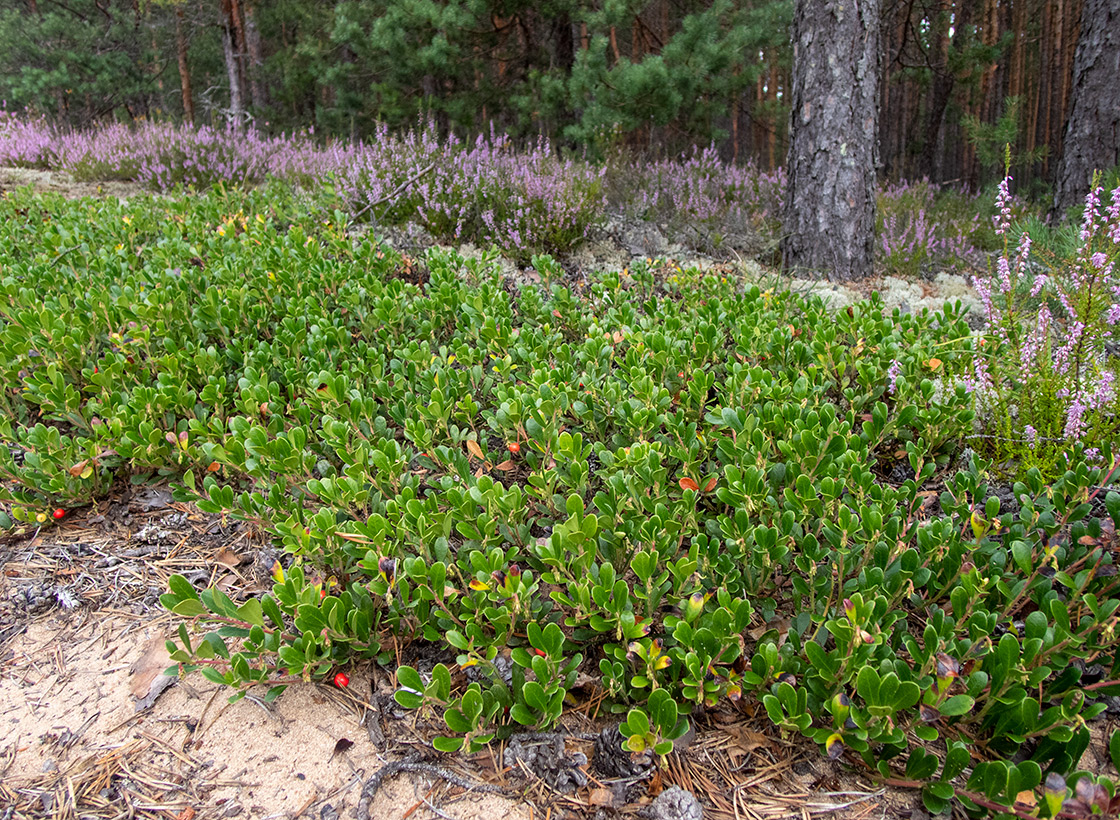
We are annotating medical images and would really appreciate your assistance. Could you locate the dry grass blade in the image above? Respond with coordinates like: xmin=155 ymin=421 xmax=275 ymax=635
xmin=2 ymin=735 xmax=224 ymax=819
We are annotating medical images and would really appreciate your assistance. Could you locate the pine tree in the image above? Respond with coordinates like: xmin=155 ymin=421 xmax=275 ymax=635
xmin=782 ymin=0 xmax=881 ymax=281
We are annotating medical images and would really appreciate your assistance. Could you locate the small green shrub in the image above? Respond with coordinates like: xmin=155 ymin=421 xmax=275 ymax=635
xmin=2 ymin=186 xmax=1119 ymax=818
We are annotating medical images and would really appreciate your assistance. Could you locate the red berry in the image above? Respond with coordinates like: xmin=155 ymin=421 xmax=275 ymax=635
xmin=333 ymin=672 xmax=349 ymax=688
xmin=507 ymin=442 xmax=521 ymax=453
xmin=52 ymin=508 xmax=66 ymax=520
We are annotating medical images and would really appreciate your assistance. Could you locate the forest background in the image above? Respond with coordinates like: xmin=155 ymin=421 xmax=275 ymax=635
xmin=0 ymin=0 xmax=1094 ymax=200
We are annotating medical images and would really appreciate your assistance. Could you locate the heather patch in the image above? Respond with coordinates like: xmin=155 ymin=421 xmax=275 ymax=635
xmin=967 ymin=173 xmax=1120 ymax=479
xmin=875 ymin=179 xmax=1003 ymax=279
xmin=2 ymin=115 xmax=1003 ymax=274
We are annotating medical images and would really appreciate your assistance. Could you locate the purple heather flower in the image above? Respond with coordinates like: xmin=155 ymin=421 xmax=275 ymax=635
xmin=964 ymin=356 xmax=993 ymax=397
xmin=1109 ymin=187 xmax=1120 ymax=244
xmin=1024 ymin=425 xmax=1037 ymax=446
xmin=1081 ymin=186 xmax=1102 ymax=243
xmin=887 ymin=359 xmax=902 ymax=394
xmin=993 ymin=176 xmax=1013 ymax=236
xmin=1064 ymin=398 xmax=1087 ymax=440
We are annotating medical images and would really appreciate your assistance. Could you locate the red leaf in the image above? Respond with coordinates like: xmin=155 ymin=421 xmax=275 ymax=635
xmin=703 ymin=476 xmax=718 ymax=493
xmin=678 ymin=477 xmax=700 ymax=492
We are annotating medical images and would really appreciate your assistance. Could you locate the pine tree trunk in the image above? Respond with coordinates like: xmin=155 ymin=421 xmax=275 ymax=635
xmin=1052 ymin=0 xmax=1120 ymax=216
xmin=228 ymin=0 xmax=250 ymax=109
xmin=782 ymin=0 xmax=881 ymax=281
xmin=243 ymin=0 xmax=265 ymax=111
xmin=221 ymin=0 xmax=243 ymax=127
xmin=176 ymin=6 xmax=195 ymax=125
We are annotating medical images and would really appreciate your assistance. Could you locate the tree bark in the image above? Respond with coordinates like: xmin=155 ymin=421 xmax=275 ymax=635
xmin=221 ymin=0 xmax=243 ymax=126
xmin=228 ymin=0 xmax=249 ymax=106
xmin=243 ymin=0 xmax=265 ymax=110
xmin=1052 ymin=0 xmax=1117 ymax=216
xmin=782 ymin=0 xmax=881 ymax=281
xmin=176 ymin=6 xmax=195 ymax=125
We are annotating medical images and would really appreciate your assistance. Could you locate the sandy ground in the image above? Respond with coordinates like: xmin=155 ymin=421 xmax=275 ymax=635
xmin=1 ymin=611 xmax=530 ymax=820
xmin=0 ymin=165 xmax=147 ymax=202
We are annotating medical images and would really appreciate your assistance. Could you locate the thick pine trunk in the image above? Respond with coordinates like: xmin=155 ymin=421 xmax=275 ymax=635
xmin=1052 ymin=0 xmax=1119 ymax=216
xmin=782 ymin=0 xmax=881 ymax=282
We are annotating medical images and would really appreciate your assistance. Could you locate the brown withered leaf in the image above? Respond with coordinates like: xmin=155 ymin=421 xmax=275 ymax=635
xmin=726 ymin=725 xmax=770 ymax=753
xmin=331 ymin=738 xmax=354 ymax=760
xmin=68 ymin=459 xmax=90 ymax=477
xmin=465 ymin=439 xmax=484 ymax=460
xmin=748 ymin=617 xmax=791 ymax=643
xmin=130 ymin=634 xmax=176 ymax=710
xmin=494 ymin=460 xmax=516 ymax=471
xmin=589 ymin=788 xmax=615 ymax=807
xmin=214 ymin=547 xmax=243 ymax=567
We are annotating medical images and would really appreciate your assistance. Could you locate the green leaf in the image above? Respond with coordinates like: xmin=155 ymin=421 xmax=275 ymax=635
xmin=444 ymin=708 xmax=472 ymax=733
xmin=522 ymin=680 xmax=548 ymax=712
xmin=914 ymin=725 xmax=939 ymax=742
xmin=939 ymin=695 xmax=975 ymax=717
xmin=201 ymin=587 xmax=240 ymax=619
xmin=236 ymin=598 xmax=264 ymax=627
xmin=541 ymin=622 xmax=565 ymax=655
xmin=172 ymin=599 xmax=207 ymax=618
xmin=200 ymin=667 xmax=227 ymax=685
xmin=623 ymin=707 xmax=650 ymax=737
xmin=926 ymin=782 xmax=954 ymax=801
xmin=168 ymin=574 xmax=200 ymax=602
xmin=433 ymin=736 xmax=465 ymax=752
xmin=396 ymin=665 xmax=423 ymax=693
xmin=856 ymin=666 xmax=880 ymax=704
xmin=510 ymin=703 xmax=537 ymax=725
xmin=394 ymin=690 xmax=423 ymax=710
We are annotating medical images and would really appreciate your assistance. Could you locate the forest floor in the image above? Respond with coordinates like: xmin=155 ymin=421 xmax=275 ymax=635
xmin=0 ymin=494 xmax=935 ymax=820
xmin=0 ymin=165 xmax=1068 ymax=820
